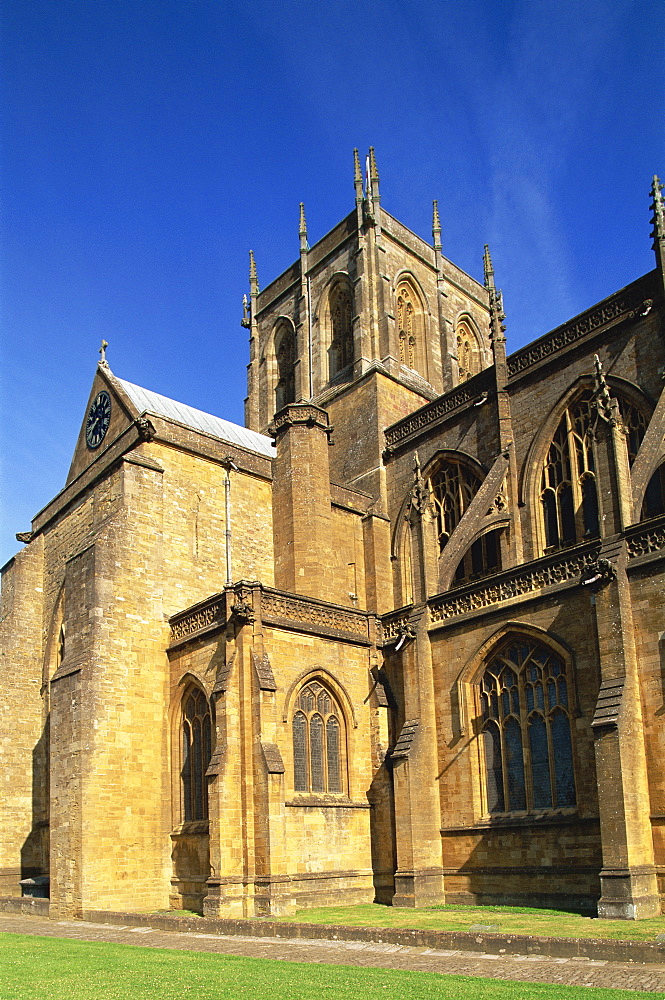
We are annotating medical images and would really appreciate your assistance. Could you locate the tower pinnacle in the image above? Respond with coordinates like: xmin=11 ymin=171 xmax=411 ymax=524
xmin=369 ymin=146 xmax=379 ymax=183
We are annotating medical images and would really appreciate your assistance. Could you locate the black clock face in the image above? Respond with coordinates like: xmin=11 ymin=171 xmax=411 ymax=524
xmin=85 ymin=391 xmax=112 ymax=449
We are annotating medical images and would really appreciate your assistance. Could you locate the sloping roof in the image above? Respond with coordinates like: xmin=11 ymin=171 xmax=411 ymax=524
xmin=115 ymin=376 xmax=276 ymax=458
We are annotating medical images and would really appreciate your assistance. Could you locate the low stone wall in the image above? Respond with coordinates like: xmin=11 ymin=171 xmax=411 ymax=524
xmin=80 ymin=908 xmax=665 ymax=966
xmin=0 ymin=896 xmax=49 ymax=917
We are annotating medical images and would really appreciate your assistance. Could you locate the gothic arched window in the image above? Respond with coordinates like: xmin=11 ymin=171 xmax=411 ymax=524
xmin=430 ymin=458 xmax=502 ymax=584
xmin=456 ymin=318 xmax=482 ymax=382
xmin=453 ymin=529 xmax=502 ymax=585
xmin=540 ymin=391 xmax=599 ymax=549
xmin=396 ymin=281 xmax=425 ymax=376
xmin=275 ymin=323 xmax=296 ymax=411
xmin=480 ymin=638 xmax=576 ymax=814
xmin=430 ymin=459 xmax=483 ymax=550
xmin=643 ymin=462 xmax=665 ymax=519
xmin=292 ymin=680 xmax=344 ymax=794
xmin=181 ymin=686 xmax=212 ymax=821
xmin=540 ymin=389 xmax=649 ymax=550
xmin=329 ymin=283 xmax=354 ymax=378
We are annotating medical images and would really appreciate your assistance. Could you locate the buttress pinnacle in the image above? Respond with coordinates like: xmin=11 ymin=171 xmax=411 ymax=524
xmin=249 ymin=249 xmax=259 ymax=296
xmin=651 ymin=174 xmax=665 ymax=248
xmin=432 ymin=200 xmax=442 ymax=252
xmin=483 ymin=244 xmax=495 ymax=289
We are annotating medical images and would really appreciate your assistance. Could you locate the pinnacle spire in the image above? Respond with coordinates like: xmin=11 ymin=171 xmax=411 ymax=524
xmin=369 ymin=146 xmax=379 ymax=182
xmin=299 ymin=202 xmax=308 ymax=253
xmin=353 ymin=148 xmax=362 ymax=185
xmin=483 ymin=245 xmax=506 ymax=342
xmin=483 ymin=244 xmax=495 ymax=289
xmin=651 ymin=174 xmax=665 ymax=247
xmin=249 ymin=249 xmax=259 ymax=296
xmin=432 ymin=200 xmax=442 ymax=252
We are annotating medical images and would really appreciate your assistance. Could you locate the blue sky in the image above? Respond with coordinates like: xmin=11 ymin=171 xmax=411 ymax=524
xmin=1 ymin=0 xmax=663 ymax=567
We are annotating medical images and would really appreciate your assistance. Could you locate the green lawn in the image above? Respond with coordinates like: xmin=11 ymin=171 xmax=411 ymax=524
xmin=278 ymin=902 xmax=665 ymax=943
xmin=0 ymin=933 xmax=656 ymax=1000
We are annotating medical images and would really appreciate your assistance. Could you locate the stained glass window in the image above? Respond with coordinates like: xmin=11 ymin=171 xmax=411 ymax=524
xmin=181 ymin=687 xmax=212 ymax=821
xmin=292 ymin=681 xmax=344 ymax=794
xmin=480 ymin=638 xmax=576 ymax=815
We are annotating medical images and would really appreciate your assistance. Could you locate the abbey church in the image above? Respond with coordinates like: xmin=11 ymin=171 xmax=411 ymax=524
xmin=2 ymin=152 xmax=665 ymax=921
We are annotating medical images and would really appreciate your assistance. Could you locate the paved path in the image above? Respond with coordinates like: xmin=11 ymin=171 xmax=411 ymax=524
xmin=2 ymin=912 xmax=665 ymax=993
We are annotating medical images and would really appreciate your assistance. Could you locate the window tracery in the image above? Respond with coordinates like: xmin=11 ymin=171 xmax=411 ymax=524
xmin=292 ymin=680 xmax=343 ymax=794
xmin=480 ymin=638 xmax=576 ymax=814
xmin=430 ymin=459 xmax=502 ymax=584
xmin=329 ymin=284 xmax=354 ymax=378
xmin=430 ymin=460 xmax=483 ymax=550
xmin=539 ymin=390 xmax=649 ymax=550
xmin=181 ymin=686 xmax=212 ymax=821
xmin=396 ymin=281 xmax=423 ymax=374
xmin=456 ymin=319 xmax=482 ymax=382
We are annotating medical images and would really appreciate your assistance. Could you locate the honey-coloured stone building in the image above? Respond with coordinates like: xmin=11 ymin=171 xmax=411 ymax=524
xmin=2 ymin=152 xmax=665 ymax=921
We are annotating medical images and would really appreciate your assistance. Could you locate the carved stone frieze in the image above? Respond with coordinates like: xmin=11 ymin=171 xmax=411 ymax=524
xmin=507 ymin=289 xmax=642 ymax=379
xmin=269 ymin=403 xmax=332 ymax=439
xmin=170 ymin=600 xmax=225 ymax=641
xmin=626 ymin=524 xmax=665 ymax=558
xmin=384 ymin=370 xmax=493 ymax=448
xmin=261 ymin=592 xmax=369 ymax=639
xmin=381 ymin=613 xmax=415 ymax=643
xmin=429 ymin=550 xmax=599 ymax=623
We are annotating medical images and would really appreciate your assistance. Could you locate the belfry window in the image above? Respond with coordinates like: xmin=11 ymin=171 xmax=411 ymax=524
xmin=480 ymin=639 xmax=576 ymax=814
xmin=292 ymin=680 xmax=343 ymax=794
xmin=396 ymin=281 xmax=425 ymax=375
xmin=275 ymin=324 xmax=296 ymax=411
xmin=329 ymin=284 xmax=354 ymax=378
xmin=456 ymin=319 xmax=482 ymax=382
xmin=181 ymin=687 xmax=212 ymax=821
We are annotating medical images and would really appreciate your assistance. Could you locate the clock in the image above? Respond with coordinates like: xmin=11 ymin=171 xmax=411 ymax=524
xmin=85 ymin=390 xmax=112 ymax=449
